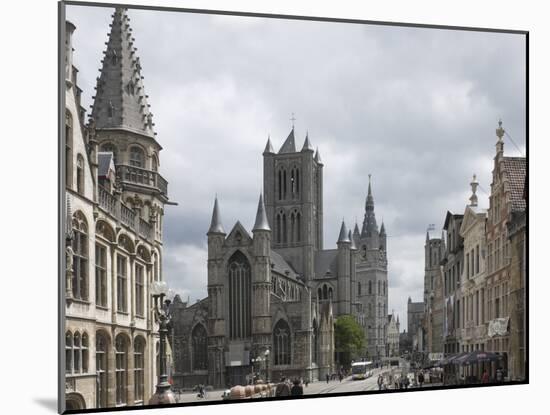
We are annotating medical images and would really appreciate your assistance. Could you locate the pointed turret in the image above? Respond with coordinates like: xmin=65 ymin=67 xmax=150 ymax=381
xmin=90 ymin=8 xmax=156 ymax=138
xmin=302 ymin=132 xmax=314 ymax=152
xmin=263 ymin=135 xmax=274 ymax=155
xmin=207 ymin=197 xmax=225 ymax=234
xmin=380 ymin=222 xmax=386 ymax=236
xmin=426 ymin=231 xmax=430 ymax=242
xmin=278 ymin=128 xmax=296 ymax=153
xmin=353 ymin=222 xmax=360 ymax=236
xmin=348 ymin=230 xmax=357 ymax=250
xmin=366 ymin=176 xmax=374 ymax=212
xmin=314 ymin=147 xmax=323 ymax=165
xmin=337 ymin=220 xmax=350 ymax=244
xmin=252 ymin=193 xmax=271 ymax=232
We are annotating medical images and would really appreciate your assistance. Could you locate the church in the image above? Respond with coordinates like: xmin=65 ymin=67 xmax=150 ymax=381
xmin=171 ymin=128 xmax=390 ymax=388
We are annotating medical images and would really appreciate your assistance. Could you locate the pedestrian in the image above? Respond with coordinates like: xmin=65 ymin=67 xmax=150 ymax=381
xmin=275 ymin=377 xmax=291 ymax=397
xmin=377 ymin=374 xmax=384 ymax=391
xmin=496 ymin=367 xmax=504 ymax=383
xmin=338 ymin=371 xmax=343 ymax=383
xmin=481 ymin=369 xmax=489 ymax=384
xmin=418 ymin=371 xmax=424 ymax=388
xmin=326 ymin=373 xmax=330 ymax=384
xmin=290 ymin=378 xmax=304 ymax=396
xmin=404 ymin=375 xmax=410 ymax=389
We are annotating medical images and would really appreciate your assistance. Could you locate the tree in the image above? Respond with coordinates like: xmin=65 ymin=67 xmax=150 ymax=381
xmin=334 ymin=315 xmax=365 ymax=369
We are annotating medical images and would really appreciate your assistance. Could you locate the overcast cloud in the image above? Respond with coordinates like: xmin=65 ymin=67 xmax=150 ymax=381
xmin=66 ymin=5 xmax=526 ymax=329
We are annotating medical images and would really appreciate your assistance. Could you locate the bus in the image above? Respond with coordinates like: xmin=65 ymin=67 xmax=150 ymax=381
xmin=351 ymin=361 xmax=375 ymax=380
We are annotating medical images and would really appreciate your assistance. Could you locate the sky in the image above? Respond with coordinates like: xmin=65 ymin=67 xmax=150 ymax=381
xmin=66 ymin=4 xmax=526 ymax=329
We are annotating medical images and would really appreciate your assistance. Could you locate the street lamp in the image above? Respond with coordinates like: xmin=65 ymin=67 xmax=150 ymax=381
xmin=264 ymin=348 xmax=270 ymax=383
xmin=149 ymin=281 xmax=176 ymax=405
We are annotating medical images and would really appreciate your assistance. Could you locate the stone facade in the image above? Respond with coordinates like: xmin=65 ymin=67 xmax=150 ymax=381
xmin=442 ymin=212 xmax=464 ymax=355
xmin=407 ymin=297 xmax=424 ymax=352
xmin=64 ymin=9 xmax=170 ymax=410
xmin=171 ymin=131 xmax=389 ymax=388
xmin=485 ymin=122 xmax=526 ymax=378
xmin=458 ymin=176 xmax=489 ymax=354
xmin=386 ymin=313 xmax=400 ymax=357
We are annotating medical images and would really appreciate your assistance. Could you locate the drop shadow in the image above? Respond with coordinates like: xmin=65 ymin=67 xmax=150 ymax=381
xmin=34 ymin=398 xmax=58 ymax=412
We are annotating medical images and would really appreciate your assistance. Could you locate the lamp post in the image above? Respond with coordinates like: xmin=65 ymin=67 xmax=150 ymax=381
xmin=149 ymin=281 xmax=176 ymax=405
xmin=264 ymin=348 xmax=270 ymax=383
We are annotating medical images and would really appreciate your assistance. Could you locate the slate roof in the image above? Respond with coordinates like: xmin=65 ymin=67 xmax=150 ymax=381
xmin=90 ymin=8 xmax=157 ymax=139
xmin=502 ymin=157 xmax=527 ymax=212
xmin=270 ymin=250 xmax=298 ymax=280
xmin=278 ymin=128 xmax=296 ymax=153
xmin=314 ymin=249 xmax=338 ymax=278
xmin=98 ymin=152 xmax=115 ymax=178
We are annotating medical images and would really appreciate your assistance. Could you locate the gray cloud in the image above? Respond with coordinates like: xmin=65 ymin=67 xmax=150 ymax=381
xmin=66 ymin=5 xmax=526 ymax=328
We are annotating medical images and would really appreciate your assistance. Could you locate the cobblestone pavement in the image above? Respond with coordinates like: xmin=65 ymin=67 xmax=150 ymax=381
xmin=172 ymin=368 xmax=442 ymax=404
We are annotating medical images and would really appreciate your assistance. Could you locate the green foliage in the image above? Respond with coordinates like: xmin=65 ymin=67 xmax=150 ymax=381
xmin=334 ymin=315 xmax=365 ymax=369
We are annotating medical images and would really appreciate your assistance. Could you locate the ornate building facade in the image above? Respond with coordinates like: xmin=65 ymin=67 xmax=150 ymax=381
xmin=171 ymin=129 xmax=389 ymax=388
xmin=64 ymin=8 xmax=171 ymax=410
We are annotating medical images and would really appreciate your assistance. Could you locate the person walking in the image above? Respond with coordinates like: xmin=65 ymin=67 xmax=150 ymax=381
xmin=325 ymin=373 xmax=330 ymax=384
xmin=276 ymin=377 xmax=291 ymax=397
xmin=377 ymin=374 xmax=384 ymax=391
xmin=496 ymin=367 xmax=504 ymax=383
xmin=418 ymin=371 xmax=424 ymax=388
xmin=290 ymin=379 xmax=304 ymax=396
xmin=338 ymin=371 xmax=343 ymax=383
xmin=481 ymin=369 xmax=489 ymax=384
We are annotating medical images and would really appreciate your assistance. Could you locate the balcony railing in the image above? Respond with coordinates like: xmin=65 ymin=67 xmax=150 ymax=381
xmin=116 ymin=164 xmax=168 ymax=196
xmin=98 ymin=185 xmax=155 ymax=242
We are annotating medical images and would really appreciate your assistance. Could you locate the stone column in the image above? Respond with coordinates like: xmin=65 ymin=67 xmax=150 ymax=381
xmin=110 ymin=243 xmax=117 ymax=324
xmin=127 ymin=338 xmax=135 ymax=404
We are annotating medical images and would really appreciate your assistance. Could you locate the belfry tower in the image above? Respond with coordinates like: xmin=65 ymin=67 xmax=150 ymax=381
xmin=354 ymin=176 xmax=389 ymax=359
xmin=90 ymin=7 xmax=170 ymax=242
xmin=262 ymin=127 xmax=324 ymax=283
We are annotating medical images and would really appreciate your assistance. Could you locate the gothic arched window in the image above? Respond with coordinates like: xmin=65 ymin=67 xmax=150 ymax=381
xmin=273 ymin=319 xmax=291 ymax=366
xmin=129 ymin=146 xmax=145 ymax=168
xmin=228 ymin=251 xmax=251 ymax=339
xmin=368 ymin=280 xmax=372 ymax=295
xmin=65 ymin=331 xmax=73 ymax=374
xmin=192 ymin=324 xmax=208 ymax=370
xmin=76 ymin=154 xmax=85 ymax=195
xmin=317 ymin=287 xmax=322 ymax=299
xmin=358 ymin=282 xmax=362 ymax=296
xmin=296 ymin=212 xmax=301 ymax=242
xmin=323 ymin=284 xmax=328 ymax=300
xmin=282 ymin=213 xmax=287 ymax=243
xmin=72 ymin=212 xmax=88 ymax=301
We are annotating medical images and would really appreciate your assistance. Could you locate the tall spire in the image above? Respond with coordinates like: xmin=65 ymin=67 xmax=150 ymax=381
xmin=252 ymin=193 xmax=271 ymax=232
xmin=208 ymin=196 xmax=225 ymax=234
xmin=361 ymin=174 xmax=379 ymax=237
xmin=278 ymin=128 xmax=296 ymax=153
xmin=469 ymin=174 xmax=479 ymax=207
xmin=337 ymin=220 xmax=350 ymax=244
xmin=90 ymin=8 xmax=156 ymax=139
xmin=380 ymin=221 xmax=386 ymax=235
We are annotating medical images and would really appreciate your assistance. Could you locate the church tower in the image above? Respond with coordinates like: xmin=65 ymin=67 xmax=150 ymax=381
xmin=263 ymin=127 xmax=323 ymax=283
xmin=90 ymin=8 xmax=170 ymax=243
xmin=355 ymin=176 xmax=388 ymax=359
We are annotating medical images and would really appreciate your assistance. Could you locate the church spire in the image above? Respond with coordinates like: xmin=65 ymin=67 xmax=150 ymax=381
xmin=348 ymin=230 xmax=357 ymax=250
xmin=90 ymin=8 xmax=156 ymax=139
xmin=314 ymin=147 xmax=323 ymax=165
xmin=208 ymin=196 xmax=225 ymax=234
xmin=278 ymin=128 xmax=296 ymax=153
xmin=252 ymin=193 xmax=271 ymax=232
xmin=366 ymin=174 xmax=374 ymax=212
